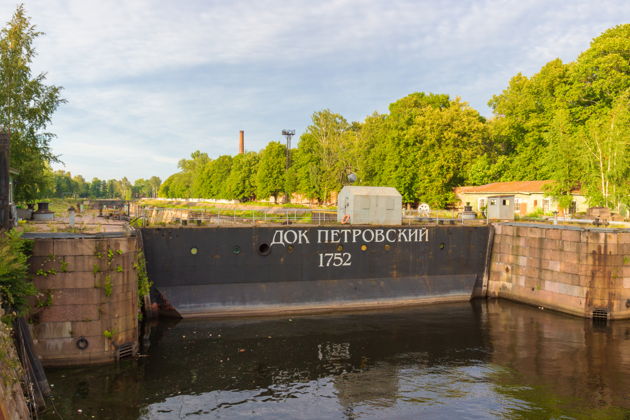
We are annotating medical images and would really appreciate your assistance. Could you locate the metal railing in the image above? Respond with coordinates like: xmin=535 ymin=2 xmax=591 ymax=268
xmin=132 ymin=206 xmax=339 ymax=227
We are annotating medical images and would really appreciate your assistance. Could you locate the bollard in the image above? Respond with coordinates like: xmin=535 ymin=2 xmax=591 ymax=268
xmin=68 ymin=207 xmax=76 ymax=227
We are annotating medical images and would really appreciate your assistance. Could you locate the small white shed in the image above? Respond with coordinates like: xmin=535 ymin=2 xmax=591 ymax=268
xmin=337 ymin=186 xmax=402 ymax=225
xmin=487 ymin=195 xmax=515 ymax=220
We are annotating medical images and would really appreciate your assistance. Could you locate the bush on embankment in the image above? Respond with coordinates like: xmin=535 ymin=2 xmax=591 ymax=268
xmin=0 ymin=230 xmax=36 ymax=323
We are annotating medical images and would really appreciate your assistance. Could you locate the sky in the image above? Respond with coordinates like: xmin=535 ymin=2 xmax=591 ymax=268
xmin=1 ymin=0 xmax=628 ymax=182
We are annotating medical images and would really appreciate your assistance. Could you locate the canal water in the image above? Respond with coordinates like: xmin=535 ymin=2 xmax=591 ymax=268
xmin=42 ymin=300 xmax=630 ymax=419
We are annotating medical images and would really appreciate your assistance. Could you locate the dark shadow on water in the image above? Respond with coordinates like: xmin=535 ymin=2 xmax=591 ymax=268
xmin=42 ymin=300 xmax=630 ymax=419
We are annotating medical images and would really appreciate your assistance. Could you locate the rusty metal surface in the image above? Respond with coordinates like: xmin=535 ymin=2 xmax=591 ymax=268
xmin=141 ymin=225 xmax=490 ymax=317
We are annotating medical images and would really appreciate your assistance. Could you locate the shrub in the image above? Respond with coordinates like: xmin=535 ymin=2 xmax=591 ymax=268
xmin=0 ymin=230 xmax=36 ymax=320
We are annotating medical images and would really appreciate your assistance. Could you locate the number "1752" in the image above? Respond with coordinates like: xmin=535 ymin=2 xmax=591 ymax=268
xmin=318 ymin=252 xmax=352 ymax=267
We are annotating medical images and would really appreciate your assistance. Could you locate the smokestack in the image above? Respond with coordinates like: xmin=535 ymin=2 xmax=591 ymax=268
xmin=239 ymin=130 xmax=244 ymax=155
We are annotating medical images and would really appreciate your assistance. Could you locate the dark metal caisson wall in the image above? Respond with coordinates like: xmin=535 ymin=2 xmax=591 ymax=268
xmin=141 ymin=225 xmax=490 ymax=317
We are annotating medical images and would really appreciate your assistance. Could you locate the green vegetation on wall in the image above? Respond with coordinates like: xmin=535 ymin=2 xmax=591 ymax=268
xmin=0 ymin=231 xmax=36 ymax=321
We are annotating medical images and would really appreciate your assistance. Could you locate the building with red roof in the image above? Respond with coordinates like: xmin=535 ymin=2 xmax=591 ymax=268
xmin=454 ymin=181 xmax=587 ymax=216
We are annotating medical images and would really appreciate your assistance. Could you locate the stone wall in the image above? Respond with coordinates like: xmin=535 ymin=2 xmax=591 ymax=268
xmin=488 ymin=223 xmax=630 ymax=319
xmin=28 ymin=234 xmax=139 ymax=365
xmin=0 ymin=310 xmax=30 ymax=420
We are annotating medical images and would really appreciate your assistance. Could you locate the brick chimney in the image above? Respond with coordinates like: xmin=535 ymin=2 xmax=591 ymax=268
xmin=239 ymin=130 xmax=244 ymax=155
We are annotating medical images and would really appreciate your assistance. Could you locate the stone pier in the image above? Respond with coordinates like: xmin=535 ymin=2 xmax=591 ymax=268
xmin=488 ymin=223 xmax=630 ymax=319
xmin=25 ymin=233 xmax=139 ymax=365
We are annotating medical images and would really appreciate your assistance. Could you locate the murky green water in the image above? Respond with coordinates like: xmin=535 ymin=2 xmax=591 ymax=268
xmin=42 ymin=300 xmax=630 ymax=419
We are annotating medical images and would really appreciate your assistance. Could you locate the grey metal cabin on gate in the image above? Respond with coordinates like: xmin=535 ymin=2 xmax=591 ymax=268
xmin=337 ymin=186 xmax=402 ymax=225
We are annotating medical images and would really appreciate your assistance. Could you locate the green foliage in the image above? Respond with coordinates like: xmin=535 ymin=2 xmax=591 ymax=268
xmin=223 ymin=152 xmax=259 ymax=201
xmin=152 ymin=24 xmax=628 ymax=210
xmin=256 ymin=141 xmax=287 ymax=202
xmin=193 ymin=155 xmax=233 ymax=198
xmin=134 ymin=250 xmax=152 ymax=316
xmin=47 ymin=170 xmax=161 ymax=200
xmin=0 ymin=5 xmax=65 ymax=202
xmin=0 ymin=230 xmax=36 ymax=318
xmin=358 ymin=94 xmax=489 ymax=206
xmin=103 ymin=329 xmax=112 ymax=339
xmin=292 ymin=109 xmax=357 ymax=203
xmin=103 ymin=274 xmax=112 ymax=297
xmin=488 ymin=24 xmax=629 ymax=209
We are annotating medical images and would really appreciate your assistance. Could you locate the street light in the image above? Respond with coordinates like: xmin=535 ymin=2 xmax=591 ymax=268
xmin=281 ymin=130 xmax=295 ymax=204
xmin=281 ymin=129 xmax=295 ymax=170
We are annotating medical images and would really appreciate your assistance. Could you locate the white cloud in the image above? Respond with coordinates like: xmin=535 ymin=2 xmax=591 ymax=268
xmin=1 ymin=0 xmax=627 ymax=180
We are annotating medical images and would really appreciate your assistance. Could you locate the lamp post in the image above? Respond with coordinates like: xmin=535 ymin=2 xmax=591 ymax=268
xmin=281 ymin=129 xmax=295 ymax=204
xmin=281 ymin=129 xmax=295 ymax=170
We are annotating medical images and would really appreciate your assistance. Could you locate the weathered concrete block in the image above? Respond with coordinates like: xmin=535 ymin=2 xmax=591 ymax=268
xmin=526 ymin=246 xmax=543 ymax=259
xmin=562 ymin=230 xmax=581 ymax=242
xmin=53 ymin=239 xmax=96 ymax=256
xmin=52 ymin=288 xmax=102 ymax=305
xmin=541 ymin=270 xmax=556 ymax=282
xmin=33 ymin=321 xmax=72 ymax=339
xmin=545 ymin=229 xmax=562 ymax=240
xmin=525 ymin=257 xmax=542 ymax=269
xmin=32 ymin=239 xmax=54 ymax=257
xmin=560 ymin=251 xmax=579 ymax=264
xmin=543 ymin=260 xmax=560 ymax=271
xmin=39 ymin=304 xmax=99 ymax=323
xmin=502 ymin=225 xmax=515 ymax=236
xmin=526 ymin=237 xmax=543 ymax=249
xmin=560 ymin=261 xmax=581 ymax=275
xmin=527 ymin=227 xmax=544 ymax=238
xmin=542 ymin=249 xmax=561 ymax=261
xmin=71 ymin=320 xmax=103 ymax=338
xmin=542 ymin=239 xmax=561 ymax=250
xmin=562 ymin=241 xmax=579 ymax=252
xmin=33 ymin=272 xmax=96 ymax=290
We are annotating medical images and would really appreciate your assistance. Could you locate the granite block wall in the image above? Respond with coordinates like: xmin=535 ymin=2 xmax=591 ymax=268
xmin=488 ymin=223 xmax=630 ymax=319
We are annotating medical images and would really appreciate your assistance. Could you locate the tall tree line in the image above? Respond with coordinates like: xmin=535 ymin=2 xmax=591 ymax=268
xmin=159 ymin=24 xmax=629 ymax=210
xmin=49 ymin=171 xmax=161 ymax=200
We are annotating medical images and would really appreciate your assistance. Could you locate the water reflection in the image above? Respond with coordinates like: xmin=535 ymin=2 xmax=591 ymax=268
xmin=43 ymin=301 xmax=630 ymax=419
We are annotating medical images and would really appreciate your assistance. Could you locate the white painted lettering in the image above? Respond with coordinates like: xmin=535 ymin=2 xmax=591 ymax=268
xmin=318 ymin=230 xmax=329 ymax=243
xmin=299 ymin=230 xmax=310 ymax=244
xmin=330 ymin=229 xmax=340 ymax=243
xmin=386 ymin=229 xmax=397 ymax=242
xmin=352 ymin=229 xmax=362 ymax=243
xmin=284 ymin=230 xmax=298 ymax=244
xmin=341 ymin=230 xmax=351 ymax=243
xmin=419 ymin=228 xmax=429 ymax=242
xmin=398 ymin=229 xmax=409 ymax=242
xmin=271 ymin=230 xmax=285 ymax=247
xmin=362 ymin=229 xmax=375 ymax=243
xmin=409 ymin=229 xmax=418 ymax=242
xmin=375 ymin=229 xmax=385 ymax=243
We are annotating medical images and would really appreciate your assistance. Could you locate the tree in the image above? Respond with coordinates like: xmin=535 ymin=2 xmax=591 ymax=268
xmin=89 ymin=178 xmax=103 ymax=198
xmin=159 ymin=172 xmax=192 ymax=198
xmin=293 ymin=109 xmax=356 ymax=203
xmin=357 ymin=93 xmax=487 ymax=207
xmin=0 ymin=5 xmax=65 ymax=202
xmin=488 ymin=24 xmax=630 ymax=209
xmin=224 ymin=152 xmax=259 ymax=201
xmin=147 ymin=176 xmax=161 ymax=198
xmin=194 ymin=155 xmax=232 ymax=198
xmin=256 ymin=142 xmax=286 ymax=202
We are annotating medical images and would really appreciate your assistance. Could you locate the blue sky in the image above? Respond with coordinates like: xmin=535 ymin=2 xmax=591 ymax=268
xmin=2 ymin=0 xmax=628 ymax=181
